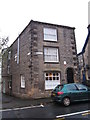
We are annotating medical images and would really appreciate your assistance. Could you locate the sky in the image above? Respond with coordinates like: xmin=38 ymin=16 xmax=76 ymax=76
xmin=0 ymin=0 xmax=89 ymax=53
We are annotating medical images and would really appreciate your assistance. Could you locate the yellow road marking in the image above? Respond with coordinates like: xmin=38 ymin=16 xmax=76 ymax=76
xmin=82 ymin=112 xmax=90 ymax=116
xmin=55 ymin=117 xmax=65 ymax=120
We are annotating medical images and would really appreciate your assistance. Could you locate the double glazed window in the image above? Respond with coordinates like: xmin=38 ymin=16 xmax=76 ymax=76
xmin=44 ymin=47 xmax=59 ymax=62
xmin=44 ymin=28 xmax=57 ymax=41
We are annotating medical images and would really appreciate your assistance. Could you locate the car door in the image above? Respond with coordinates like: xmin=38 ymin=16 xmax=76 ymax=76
xmin=76 ymin=84 xmax=88 ymax=100
xmin=87 ymin=87 xmax=90 ymax=100
xmin=66 ymin=84 xmax=80 ymax=101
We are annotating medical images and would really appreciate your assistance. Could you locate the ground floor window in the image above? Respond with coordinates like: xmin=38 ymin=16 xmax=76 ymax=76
xmin=21 ymin=75 xmax=25 ymax=88
xmin=44 ymin=72 xmax=60 ymax=90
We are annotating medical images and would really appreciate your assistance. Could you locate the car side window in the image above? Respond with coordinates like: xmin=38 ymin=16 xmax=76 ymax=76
xmin=76 ymin=84 xmax=87 ymax=91
xmin=66 ymin=84 xmax=78 ymax=91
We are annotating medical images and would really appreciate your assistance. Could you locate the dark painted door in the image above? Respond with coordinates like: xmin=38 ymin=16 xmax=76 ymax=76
xmin=67 ymin=68 xmax=74 ymax=83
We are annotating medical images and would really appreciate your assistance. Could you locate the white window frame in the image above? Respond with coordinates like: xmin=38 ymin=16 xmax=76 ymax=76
xmin=44 ymin=72 xmax=60 ymax=90
xmin=44 ymin=47 xmax=59 ymax=62
xmin=44 ymin=28 xmax=57 ymax=41
xmin=21 ymin=75 xmax=25 ymax=88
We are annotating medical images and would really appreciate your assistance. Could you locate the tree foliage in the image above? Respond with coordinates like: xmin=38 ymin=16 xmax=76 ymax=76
xmin=1 ymin=37 xmax=9 ymax=46
xmin=0 ymin=37 xmax=9 ymax=49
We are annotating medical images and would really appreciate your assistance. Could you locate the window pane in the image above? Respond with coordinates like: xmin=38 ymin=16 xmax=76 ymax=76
xmin=56 ymin=77 xmax=59 ymax=80
xmin=44 ymin=47 xmax=59 ymax=62
xmin=44 ymin=28 xmax=57 ymax=35
xmin=46 ymin=73 xmax=48 ymax=76
xmin=44 ymin=28 xmax=57 ymax=41
xmin=49 ymin=77 xmax=52 ymax=80
xmin=46 ymin=77 xmax=48 ymax=80
xmin=53 ymin=73 xmax=55 ymax=76
xmin=53 ymin=77 xmax=55 ymax=80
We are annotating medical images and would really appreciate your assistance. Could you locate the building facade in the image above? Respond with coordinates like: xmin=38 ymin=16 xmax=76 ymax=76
xmin=2 ymin=20 xmax=79 ymax=98
xmin=78 ymin=25 xmax=90 ymax=84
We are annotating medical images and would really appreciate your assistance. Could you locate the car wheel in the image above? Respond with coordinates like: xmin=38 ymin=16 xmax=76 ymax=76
xmin=63 ymin=97 xmax=71 ymax=106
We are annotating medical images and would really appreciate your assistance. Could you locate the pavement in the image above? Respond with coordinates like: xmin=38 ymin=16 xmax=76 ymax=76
xmin=1 ymin=93 xmax=52 ymax=110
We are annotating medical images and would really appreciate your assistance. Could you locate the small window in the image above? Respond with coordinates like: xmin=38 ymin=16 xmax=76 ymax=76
xmin=21 ymin=75 xmax=25 ymax=88
xmin=44 ymin=28 xmax=57 ymax=41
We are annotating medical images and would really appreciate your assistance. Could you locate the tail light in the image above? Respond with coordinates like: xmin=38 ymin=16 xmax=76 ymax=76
xmin=57 ymin=91 xmax=64 ymax=95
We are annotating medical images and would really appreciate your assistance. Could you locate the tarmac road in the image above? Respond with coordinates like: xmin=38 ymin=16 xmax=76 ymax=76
xmin=1 ymin=100 xmax=90 ymax=119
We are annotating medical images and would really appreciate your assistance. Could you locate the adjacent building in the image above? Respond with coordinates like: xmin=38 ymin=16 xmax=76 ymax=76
xmin=0 ymin=53 xmax=2 ymax=92
xmin=78 ymin=25 xmax=90 ymax=84
xmin=2 ymin=20 xmax=79 ymax=98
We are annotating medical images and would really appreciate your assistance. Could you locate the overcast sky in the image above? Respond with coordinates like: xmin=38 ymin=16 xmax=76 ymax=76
xmin=0 ymin=0 xmax=89 ymax=53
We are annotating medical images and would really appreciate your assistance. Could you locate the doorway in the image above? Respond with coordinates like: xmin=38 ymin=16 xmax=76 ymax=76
xmin=67 ymin=68 xmax=74 ymax=83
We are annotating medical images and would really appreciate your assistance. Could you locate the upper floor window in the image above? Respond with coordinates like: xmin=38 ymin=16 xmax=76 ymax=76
xmin=43 ymin=28 xmax=57 ymax=41
xmin=44 ymin=47 xmax=59 ymax=62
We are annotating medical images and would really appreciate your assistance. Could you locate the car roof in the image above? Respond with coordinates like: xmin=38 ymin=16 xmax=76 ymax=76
xmin=58 ymin=83 xmax=85 ymax=87
xmin=63 ymin=83 xmax=83 ymax=86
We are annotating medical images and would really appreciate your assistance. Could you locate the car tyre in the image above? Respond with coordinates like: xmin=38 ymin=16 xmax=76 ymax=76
xmin=63 ymin=97 xmax=71 ymax=106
